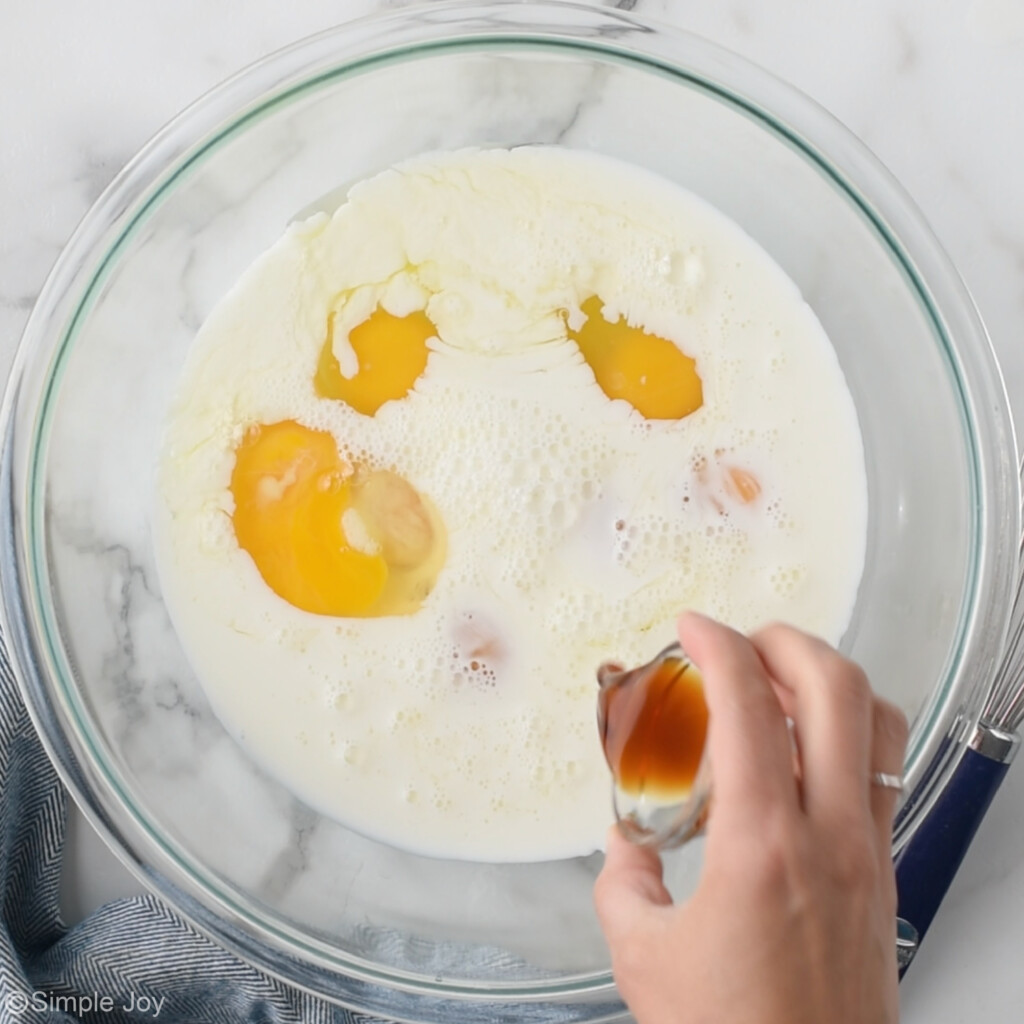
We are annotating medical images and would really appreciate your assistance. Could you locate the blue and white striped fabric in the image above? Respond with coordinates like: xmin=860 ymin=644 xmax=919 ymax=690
xmin=0 ymin=632 xmax=382 ymax=1023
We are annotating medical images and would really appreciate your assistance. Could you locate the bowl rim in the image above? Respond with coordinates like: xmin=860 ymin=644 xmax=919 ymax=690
xmin=1 ymin=0 xmax=1019 ymax=1016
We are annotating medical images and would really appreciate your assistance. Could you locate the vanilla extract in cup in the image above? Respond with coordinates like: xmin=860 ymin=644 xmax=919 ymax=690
xmin=597 ymin=642 xmax=712 ymax=848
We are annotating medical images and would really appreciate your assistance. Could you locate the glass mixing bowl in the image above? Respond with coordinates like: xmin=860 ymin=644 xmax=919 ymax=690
xmin=1 ymin=2 xmax=1019 ymax=1020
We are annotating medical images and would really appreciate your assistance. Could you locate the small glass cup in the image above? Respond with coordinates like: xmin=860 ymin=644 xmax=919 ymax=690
xmin=597 ymin=642 xmax=712 ymax=849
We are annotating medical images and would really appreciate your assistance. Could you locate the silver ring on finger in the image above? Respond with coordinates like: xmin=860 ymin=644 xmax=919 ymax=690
xmin=870 ymin=771 xmax=904 ymax=793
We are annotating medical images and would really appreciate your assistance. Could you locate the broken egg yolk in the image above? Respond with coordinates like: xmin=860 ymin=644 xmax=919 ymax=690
xmin=567 ymin=296 xmax=703 ymax=420
xmin=315 ymin=306 xmax=434 ymax=415
xmin=230 ymin=420 xmax=445 ymax=617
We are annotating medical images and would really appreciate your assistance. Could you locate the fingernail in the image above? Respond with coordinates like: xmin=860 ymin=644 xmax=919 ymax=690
xmin=678 ymin=609 xmax=710 ymax=629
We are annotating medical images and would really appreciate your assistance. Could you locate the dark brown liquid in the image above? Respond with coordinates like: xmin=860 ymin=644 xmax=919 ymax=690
xmin=598 ymin=657 xmax=709 ymax=799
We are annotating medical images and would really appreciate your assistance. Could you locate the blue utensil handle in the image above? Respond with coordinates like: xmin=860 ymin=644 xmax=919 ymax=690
xmin=895 ymin=740 xmax=1013 ymax=976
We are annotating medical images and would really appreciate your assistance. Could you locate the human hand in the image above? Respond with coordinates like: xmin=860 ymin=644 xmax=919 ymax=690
xmin=594 ymin=612 xmax=908 ymax=1024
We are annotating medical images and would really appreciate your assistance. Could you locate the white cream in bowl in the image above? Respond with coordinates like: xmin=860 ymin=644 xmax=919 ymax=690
xmin=155 ymin=147 xmax=866 ymax=861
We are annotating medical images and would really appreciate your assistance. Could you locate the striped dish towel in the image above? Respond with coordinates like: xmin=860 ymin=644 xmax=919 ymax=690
xmin=0 ymin=632 xmax=380 ymax=1024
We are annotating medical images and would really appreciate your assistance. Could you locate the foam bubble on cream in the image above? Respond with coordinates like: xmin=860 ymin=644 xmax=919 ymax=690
xmin=155 ymin=146 xmax=867 ymax=862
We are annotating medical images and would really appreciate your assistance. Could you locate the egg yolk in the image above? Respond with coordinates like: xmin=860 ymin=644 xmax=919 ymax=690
xmin=315 ymin=306 xmax=434 ymax=415
xmin=724 ymin=465 xmax=762 ymax=504
xmin=693 ymin=452 xmax=763 ymax=513
xmin=567 ymin=296 xmax=703 ymax=420
xmin=230 ymin=420 xmax=445 ymax=617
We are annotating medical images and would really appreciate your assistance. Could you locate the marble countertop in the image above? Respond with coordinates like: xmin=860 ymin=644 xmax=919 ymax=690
xmin=3 ymin=0 xmax=1023 ymax=1019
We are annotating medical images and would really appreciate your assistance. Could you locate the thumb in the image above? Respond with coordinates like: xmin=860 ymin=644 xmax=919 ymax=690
xmin=594 ymin=827 xmax=672 ymax=944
